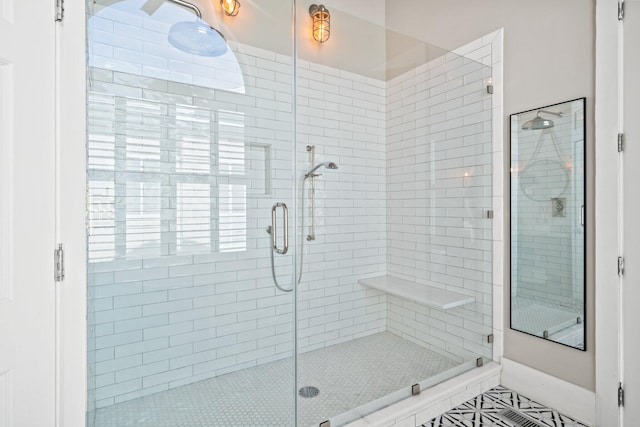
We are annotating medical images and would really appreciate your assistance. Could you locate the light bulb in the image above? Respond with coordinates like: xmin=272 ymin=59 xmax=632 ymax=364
xmin=309 ymin=4 xmax=330 ymax=43
xmin=221 ymin=0 xmax=240 ymax=16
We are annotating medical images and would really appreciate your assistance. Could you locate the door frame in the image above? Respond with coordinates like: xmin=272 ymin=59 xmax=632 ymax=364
xmin=594 ymin=0 xmax=624 ymax=426
xmin=56 ymin=0 xmax=88 ymax=426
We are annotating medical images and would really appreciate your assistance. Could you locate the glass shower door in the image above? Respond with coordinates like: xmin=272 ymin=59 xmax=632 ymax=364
xmin=85 ymin=1 xmax=298 ymax=426
xmin=294 ymin=13 xmax=495 ymax=424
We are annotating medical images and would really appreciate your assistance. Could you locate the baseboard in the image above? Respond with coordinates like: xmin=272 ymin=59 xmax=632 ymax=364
xmin=500 ymin=357 xmax=596 ymax=426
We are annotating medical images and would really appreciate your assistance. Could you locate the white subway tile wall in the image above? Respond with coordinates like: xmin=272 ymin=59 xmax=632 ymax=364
xmin=87 ymin=45 xmax=389 ymax=409
xmin=87 ymin=38 xmax=494 ymax=413
xmin=385 ymin=45 xmax=494 ymax=363
xmin=295 ymin=60 xmax=388 ymax=354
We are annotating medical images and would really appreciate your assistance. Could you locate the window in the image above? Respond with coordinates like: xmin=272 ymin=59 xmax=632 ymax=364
xmin=87 ymin=93 xmax=248 ymax=262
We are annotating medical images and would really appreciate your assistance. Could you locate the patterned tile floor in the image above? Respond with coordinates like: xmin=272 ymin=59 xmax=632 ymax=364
xmin=423 ymin=385 xmax=589 ymax=427
xmin=91 ymin=332 xmax=459 ymax=427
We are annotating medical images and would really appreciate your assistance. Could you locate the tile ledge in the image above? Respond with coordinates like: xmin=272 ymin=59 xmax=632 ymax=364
xmin=345 ymin=362 xmax=501 ymax=427
xmin=358 ymin=275 xmax=475 ymax=310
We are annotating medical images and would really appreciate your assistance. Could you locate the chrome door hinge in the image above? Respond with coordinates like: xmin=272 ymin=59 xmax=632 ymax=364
xmin=618 ymin=133 xmax=625 ymax=152
xmin=54 ymin=244 xmax=65 ymax=282
xmin=618 ymin=256 xmax=625 ymax=276
xmin=55 ymin=0 xmax=64 ymax=22
xmin=619 ymin=0 xmax=625 ymax=21
xmin=618 ymin=382 xmax=625 ymax=407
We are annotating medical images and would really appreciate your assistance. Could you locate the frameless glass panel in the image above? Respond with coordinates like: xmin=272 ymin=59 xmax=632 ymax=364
xmin=85 ymin=1 xmax=297 ymax=426
xmin=295 ymin=8 xmax=494 ymax=424
xmin=510 ymin=98 xmax=586 ymax=350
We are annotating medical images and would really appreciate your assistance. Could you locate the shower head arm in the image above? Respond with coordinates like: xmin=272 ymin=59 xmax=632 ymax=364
xmin=537 ymin=109 xmax=562 ymax=118
xmin=167 ymin=0 xmax=202 ymax=18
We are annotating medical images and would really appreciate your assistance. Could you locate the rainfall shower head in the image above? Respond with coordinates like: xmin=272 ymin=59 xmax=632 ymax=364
xmin=521 ymin=110 xmax=562 ymax=130
xmin=305 ymin=161 xmax=338 ymax=178
xmin=168 ymin=21 xmax=228 ymax=57
xmin=166 ymin=0 xmax=229 ymax=57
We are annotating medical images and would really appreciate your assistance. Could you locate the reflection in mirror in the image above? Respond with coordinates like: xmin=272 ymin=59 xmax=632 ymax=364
xmin=510 ymin=98 xmax=586 ymax=350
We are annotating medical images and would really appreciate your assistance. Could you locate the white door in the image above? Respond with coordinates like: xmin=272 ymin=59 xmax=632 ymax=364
xmin=0 ymin=0 xmax=56 ymax=425
xmin=624 ymin=0 xmax=640 ymax=423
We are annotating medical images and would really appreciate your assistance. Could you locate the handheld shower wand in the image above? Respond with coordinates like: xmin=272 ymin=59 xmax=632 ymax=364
xmin=305 ymin=161 xmax=338 ymax=179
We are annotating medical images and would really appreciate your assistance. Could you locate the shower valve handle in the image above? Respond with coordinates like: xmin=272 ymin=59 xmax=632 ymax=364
xmin=271 ymin=202 xmax=289 ymax=255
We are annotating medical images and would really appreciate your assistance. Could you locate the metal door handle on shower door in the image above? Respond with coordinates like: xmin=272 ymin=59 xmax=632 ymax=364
xmin=270 ymin=202 xmax=288 ymax=255
xmin=266 ymin=202 xmax=293 ymax=293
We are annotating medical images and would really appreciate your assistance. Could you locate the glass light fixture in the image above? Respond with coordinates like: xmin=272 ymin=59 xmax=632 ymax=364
xmin=309 ymin=4 xmax=330 ymax=43
xmin=220 ymin=0 xmax=240 ymax=16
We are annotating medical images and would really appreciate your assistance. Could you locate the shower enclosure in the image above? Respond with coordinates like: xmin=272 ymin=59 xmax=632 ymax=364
xmin=85 ymin=1 xmax=495 ymax=425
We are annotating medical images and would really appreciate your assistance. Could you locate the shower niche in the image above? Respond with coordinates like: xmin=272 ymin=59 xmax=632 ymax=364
xmin=510 ymin=98 xmax=586 ymax=350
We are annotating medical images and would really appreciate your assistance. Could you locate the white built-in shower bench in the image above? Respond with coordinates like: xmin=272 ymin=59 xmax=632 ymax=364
xmin=358 ymin=275 xmax=475 ymax=310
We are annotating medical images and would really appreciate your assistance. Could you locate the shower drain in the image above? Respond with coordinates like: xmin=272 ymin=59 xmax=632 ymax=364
xmin=298 ymin=386 xmax=320 ymax=398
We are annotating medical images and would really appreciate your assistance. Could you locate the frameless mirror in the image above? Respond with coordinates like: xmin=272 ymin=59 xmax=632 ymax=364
xmin=510 ymin=98 xmax=586 ymax=350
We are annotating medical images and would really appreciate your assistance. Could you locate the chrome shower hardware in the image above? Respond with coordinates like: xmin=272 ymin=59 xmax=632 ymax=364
xmin=304 ymin=145 xmax=338 ymax=241
xmin=305 ymin=161 xmax=338 ymax=179
xmin=269 ymin=202 xmax=289 ymax=255
xmin=521 ymin=109 xmax=562 ymax=130
xmin=266 ymin=146 xmax=339 ymax=292
xmin=266 ymin=202 xmax=292 ymax=293
xmin=307 ymin=145 xmax=317 ymax=241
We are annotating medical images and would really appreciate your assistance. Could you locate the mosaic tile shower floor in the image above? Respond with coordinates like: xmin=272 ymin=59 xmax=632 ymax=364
xmin=91 ymin=332 xmax=459 ymax=427
xmin=423 ymin=385 xmax=589 ymax=427
xmin=512 ymin=295 xmax=584 ymax=348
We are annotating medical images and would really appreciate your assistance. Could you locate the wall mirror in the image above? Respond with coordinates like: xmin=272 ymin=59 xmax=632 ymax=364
xmin=510 ymin=98 xmax=586 ymax=350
